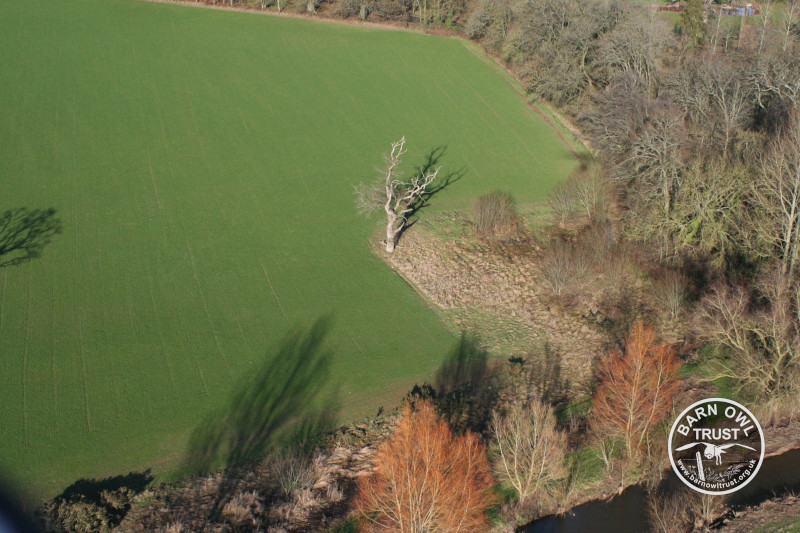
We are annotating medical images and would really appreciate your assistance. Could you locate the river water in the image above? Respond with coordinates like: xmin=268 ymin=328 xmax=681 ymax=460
xmin=522 ymin=448 xmax=800 ymax=533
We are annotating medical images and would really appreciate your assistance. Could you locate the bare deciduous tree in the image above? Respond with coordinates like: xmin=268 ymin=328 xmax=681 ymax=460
xmin=596 ymin=10 xmax=670 ymax=94
xmin=671 ymin=59 xmax=753 ymax=158
xmin=627 ymin=106 xmax=684 ymax=217
xmin=548 ymin=163 xmax=610 ymax=226
xmin=355 ymin=137 xmax=440 ymax=253
xmin=750 ymin=117 xmax=800 ymax=277
xmin=490 ymin=400 xmax=567 ymax=506
xmin=473 ymin=190 xmax=521 ymax=238
xmin=653 ymin=270 xmax=689 ymax=320
xmin=749 ymin=53 xmax=800 ymax=115
xmin=540 ymin=240 xmax=591 ymax=297
xmin=783 ymin=0 xmax=799 ymax=51
xmin=697 ymin=270 xmax=800 ymax=417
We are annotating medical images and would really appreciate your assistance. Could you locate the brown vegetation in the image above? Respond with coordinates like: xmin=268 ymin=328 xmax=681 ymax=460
xmin=592 ymin=322 xmax=682 ymax=460
xmin=354 ymin=400 xmax=495 ymax=533
xmin=472 ymin=190 xmax=521 ymax=239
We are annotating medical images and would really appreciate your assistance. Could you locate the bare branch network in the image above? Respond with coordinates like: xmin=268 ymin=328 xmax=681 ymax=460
xmin=355 ymin=137 xmax=440 ymax=252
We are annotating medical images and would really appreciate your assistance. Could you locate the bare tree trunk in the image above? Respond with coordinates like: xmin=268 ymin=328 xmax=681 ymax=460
xmin=385 ymin=212 xmax=398 ymax=253
xmin=785 ymin=0 xmax=799 ymax=51
xmin=758 ymin=0 xmax=773 ymax=55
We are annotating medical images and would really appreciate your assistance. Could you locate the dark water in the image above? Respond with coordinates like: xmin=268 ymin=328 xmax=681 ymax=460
xmin=522 ymin=448 xmax=800 ymax=533
xmin=721 ymin=6 xmax=757 ymax=15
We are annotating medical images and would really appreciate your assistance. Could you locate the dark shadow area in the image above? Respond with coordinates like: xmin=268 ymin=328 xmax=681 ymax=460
xmin=181 ymin=318 xmax=340 ymax=515
xmin=411 ymin=145 xmax=467 ymax=217
xmin=0 ymin=208 xmax=62 ymax=267
xmin=405 ymin=333 xmax=499 ymax=436
xmin=521 ymin=342 xmax=568 ymax=406
xmin=727 ymin=447 xmax=800 ymax=507
xmin=56 ymin=471 xmax=154 ymax=504
xmin=37 ymin=471 xmax=153 ymax=532
xmin=0 ymin=481 xmax=40 ymax=533
xmin=394 ymin=146 xmax=466 ymax=245
xmin=182 ymin=318 xmax=339 ymax=475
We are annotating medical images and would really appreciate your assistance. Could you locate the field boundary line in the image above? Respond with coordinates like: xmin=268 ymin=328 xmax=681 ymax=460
xmin=137 ymin=0 xmax=428 ymax=34
xmin=96 ymin=229 xmax=125 ymax=416
xmin=457 ymin=40 xmax=587 ymax=158
xmin=51 ymin=320 xmax=58 ymax=420
xmin=344 ymin=326 xmax=367 ymax=358
xmin=448 ymin=66 xmax=542 ymax=162
xmin=147 ymin=281 xmax=182 ymax=402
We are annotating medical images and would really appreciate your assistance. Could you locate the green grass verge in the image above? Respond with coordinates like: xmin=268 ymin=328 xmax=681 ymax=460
xmin=0 ymin=0 xmax=579 ymax=499
xmin=680 ymin=344 xmax=741 ymax=400
xmin=754 ymin=516 xmax=800 ymax=533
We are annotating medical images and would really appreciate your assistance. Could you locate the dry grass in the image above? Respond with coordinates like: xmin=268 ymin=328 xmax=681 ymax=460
xmin=269 ymin=449 xmax=321 ymax=499
xmin=222 ymin=490 xmax=264 ymax=528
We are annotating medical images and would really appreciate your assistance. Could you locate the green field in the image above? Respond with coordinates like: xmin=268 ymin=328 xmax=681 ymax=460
xmin=0 ymin=0 xmax=578 ymax=500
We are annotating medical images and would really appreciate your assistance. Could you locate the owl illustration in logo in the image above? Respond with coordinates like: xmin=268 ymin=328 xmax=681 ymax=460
xmin=675 ymin=442 xmax=757 ymax=465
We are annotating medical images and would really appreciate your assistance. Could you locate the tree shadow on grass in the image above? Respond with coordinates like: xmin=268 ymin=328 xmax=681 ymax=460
xmin=409 ymin=145 xmax=467 ymax=217
xmin=181 ymin=317 xmax=340 ymax=515
xmin=394 ymin=146 xmax=466 ymax=245
xmin=56 ymin=471 xmax=154 ymax=503
xmin=0 ymin=208 xmax=62 ymax=267
xmin=406 ymin=334 xmax=499 ymax=436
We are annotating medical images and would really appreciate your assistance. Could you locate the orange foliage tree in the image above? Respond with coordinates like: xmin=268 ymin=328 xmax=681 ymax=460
xmin=592 ymin=322 xmax=682 ymax=459
xmin=355 ymin=400 xmax=496 ymax=532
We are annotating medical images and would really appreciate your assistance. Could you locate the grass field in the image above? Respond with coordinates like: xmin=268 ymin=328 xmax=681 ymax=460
xmin=0 ymin=0 xmax=579 ymax=500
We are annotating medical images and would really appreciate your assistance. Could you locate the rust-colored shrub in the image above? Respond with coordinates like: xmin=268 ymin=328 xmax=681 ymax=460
xmin=592 ymin=322 xmax=681 ymax=460
xmin=355 ymin=400 xmax=496 ymax=532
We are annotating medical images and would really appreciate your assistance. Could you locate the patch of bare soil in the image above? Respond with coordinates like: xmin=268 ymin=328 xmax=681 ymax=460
xmin=385 ymin=227 xmax=612 ymax=391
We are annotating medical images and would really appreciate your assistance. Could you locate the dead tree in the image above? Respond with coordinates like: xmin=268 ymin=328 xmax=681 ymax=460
xmin=355 ymin=137 xmax=440 ymax=253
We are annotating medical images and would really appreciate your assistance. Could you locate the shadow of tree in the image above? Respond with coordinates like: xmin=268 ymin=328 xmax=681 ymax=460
xmin=406 ymin=334 xmax=499 ymax=436
xmin=523 ymin=342 xmax=568 ymax=405
xmin=394 ymin=146 xmax=466 ymax=245
xmin=0 ymin=482 xmax=40 ymax=533
xmin=181 ymin=318 xmax=340 ymax=516
xmin=38 ymin=470 xmax=154 ymax=532
xmin=183 ymin=318 xmax=339 ymax=475
xmin=0 ymin=208 xmax=62 ymax=267
xmin=57 ymin=471 xmax=154 ymax=503
xmin=410 ymin=145 xmax=466 ymax=217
